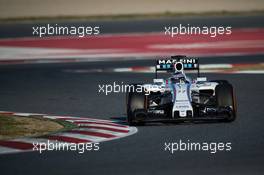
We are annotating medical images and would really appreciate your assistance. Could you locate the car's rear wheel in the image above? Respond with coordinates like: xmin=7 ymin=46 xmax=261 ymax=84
xmin=126 ymin=84 xmax=147 ymax=126
xmin=215 ymin=82 xmax=237 ymax=122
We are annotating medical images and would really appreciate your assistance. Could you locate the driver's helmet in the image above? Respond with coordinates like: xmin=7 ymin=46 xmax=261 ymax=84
xmin=172 ymin=72 xmax=185 ymax=79
xmin=170 ymin=72 xmax=185 ymax=83
xmin=170 ymin=72 xmax=191 ymax=84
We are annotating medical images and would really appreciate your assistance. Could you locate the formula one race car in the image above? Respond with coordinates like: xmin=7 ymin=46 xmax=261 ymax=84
xmin=126 ymin=55 xmax=237 ymax=125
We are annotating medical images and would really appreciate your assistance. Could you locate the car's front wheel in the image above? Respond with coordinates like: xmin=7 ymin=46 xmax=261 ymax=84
xmin=126 ymin=84 xmax=147 ymax=126
xmin=215 ymin=82 xmax=237 ymax=122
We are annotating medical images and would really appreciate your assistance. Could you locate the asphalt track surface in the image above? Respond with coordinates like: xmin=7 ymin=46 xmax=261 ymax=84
xmin=0 ymin=16 xmax=264 ymax=175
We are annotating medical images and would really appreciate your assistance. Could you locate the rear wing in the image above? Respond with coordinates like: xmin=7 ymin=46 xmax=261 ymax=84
xmin=155 ymin=56 xmax=200 ymax=78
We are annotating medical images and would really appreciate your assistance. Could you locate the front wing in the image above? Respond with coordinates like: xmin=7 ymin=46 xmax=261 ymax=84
xmin=132 ymin=106 xmax=233 ymax=123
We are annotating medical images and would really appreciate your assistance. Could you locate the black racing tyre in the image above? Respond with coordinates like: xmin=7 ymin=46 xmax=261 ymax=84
xmin=126 ymin=84 xmax=147 ymax=126
xmin=215 ymin=82 xmax=237 ymax=122
xmin=211 ymin=80 xmax=229 ymax=85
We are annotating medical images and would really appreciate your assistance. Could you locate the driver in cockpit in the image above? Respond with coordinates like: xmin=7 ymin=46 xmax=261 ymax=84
xmin=170 ymin=62 xmax=190 ymax=83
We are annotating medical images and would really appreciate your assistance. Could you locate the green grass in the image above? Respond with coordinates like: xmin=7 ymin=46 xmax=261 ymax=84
xmin=0 ymin=114 xmax=77 ymax=140
xmin=52 ymin=119 xmax=77 ymax=132
xmin=0 ymin=115 xmax=16 ymax=132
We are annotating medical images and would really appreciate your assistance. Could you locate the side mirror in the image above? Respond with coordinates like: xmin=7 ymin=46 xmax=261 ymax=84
xmin=153 ymin=79 xmax=164 ymax=84
xmin=196 ymin=77 xmax=207 ymax=82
